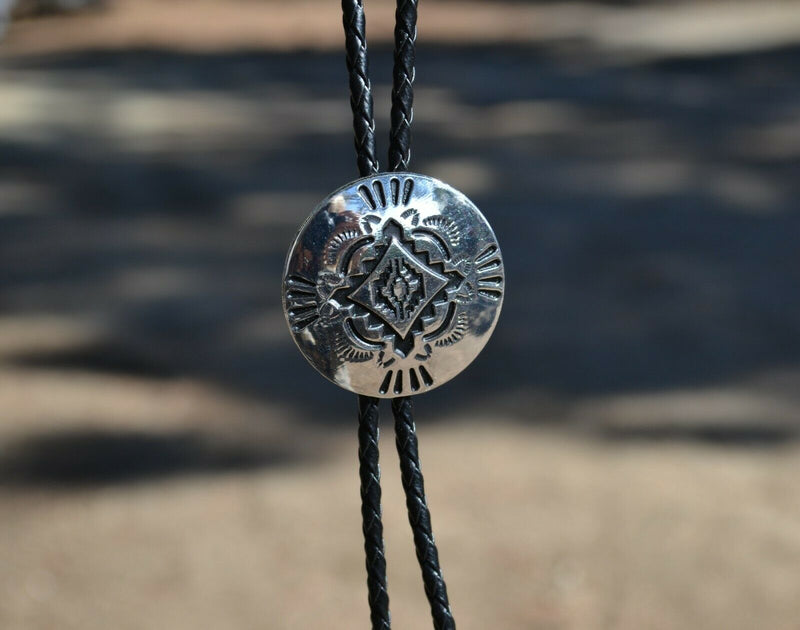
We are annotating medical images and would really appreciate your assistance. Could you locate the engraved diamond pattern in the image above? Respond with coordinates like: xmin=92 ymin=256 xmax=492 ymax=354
xmin=350 ymin=237 xmax=448 ymax=337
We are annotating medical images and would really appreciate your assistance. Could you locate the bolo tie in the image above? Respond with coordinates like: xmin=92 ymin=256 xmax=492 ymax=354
xmin=281 ymin=2 xmax=504 ymax=628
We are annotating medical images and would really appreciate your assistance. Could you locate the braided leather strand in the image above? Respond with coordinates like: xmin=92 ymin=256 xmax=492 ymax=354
xmin=342 ymin=0 xmax=379 ymax=176
xmin=388 ymin=0 xmax=418 ymax=171
xmin=346 ymin=4 xmax=387 ymax=626
xmin=392 ymin=397 xmax=456 ymax=630
xmin=345 ymin=2 xmax=456 ymax=628
xmin=358 ymin=395 xmax=392 ymax=629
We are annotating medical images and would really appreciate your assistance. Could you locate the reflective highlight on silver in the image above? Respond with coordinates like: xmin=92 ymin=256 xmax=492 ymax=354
xmin=282 ymin=173 xmax=504 ymax=397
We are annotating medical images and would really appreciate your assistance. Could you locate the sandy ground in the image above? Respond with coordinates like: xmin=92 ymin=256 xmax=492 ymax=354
xmin=1 ymin=1 xmax=800 ymax=628
xmin=1 ymin=358 xmax=799 ymax=629
xmin=2 ymin=407 xmax=800 ymax=630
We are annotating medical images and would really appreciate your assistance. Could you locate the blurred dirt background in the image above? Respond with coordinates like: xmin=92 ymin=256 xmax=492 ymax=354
xmin=1 ymin=1 xmax=800 ymax=629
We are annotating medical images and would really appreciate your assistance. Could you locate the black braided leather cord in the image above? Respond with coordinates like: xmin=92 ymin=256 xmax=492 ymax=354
xmin=345 ymin=2 xmax=456 ymax=628
xmin=358 ymin=395 xmax=392 ymax=629
xmin=392 ymin=397 xmax=456 ymax=630
xmin=344 ymin=4 xmax=388 ymax=621
xmin=342 ymin=0 xmax=379 ymax=177
xmin=388 ymin=0 xmax=418 ymax=171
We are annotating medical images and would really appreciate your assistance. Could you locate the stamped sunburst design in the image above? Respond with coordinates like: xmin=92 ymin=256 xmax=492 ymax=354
xmin=282 ymin=173 xmax=504 ymax=397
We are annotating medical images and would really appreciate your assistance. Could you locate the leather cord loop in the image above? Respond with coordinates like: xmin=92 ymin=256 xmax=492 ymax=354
xmin=342 ymin=0 xmax=419 ymax=176
xmin=344 ymin=3 xmax=455 ymax=628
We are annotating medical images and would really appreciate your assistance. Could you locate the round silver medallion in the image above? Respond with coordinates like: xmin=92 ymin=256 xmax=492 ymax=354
xmin=282 ymin=172 xmax=504 ymax=397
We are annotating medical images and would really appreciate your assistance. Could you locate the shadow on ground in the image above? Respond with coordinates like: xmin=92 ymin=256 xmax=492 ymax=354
xmin=1 ymin=43 xmax=799 ymax=451
xmin=598 ymin=423 xmax=800 ymax=447
xmin=0 ymin=427 xmax=303 ymax=487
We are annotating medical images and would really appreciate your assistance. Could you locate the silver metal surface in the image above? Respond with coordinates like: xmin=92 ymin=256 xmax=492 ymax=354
xmin=282 ymin=172 xmax=504 ymax=397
